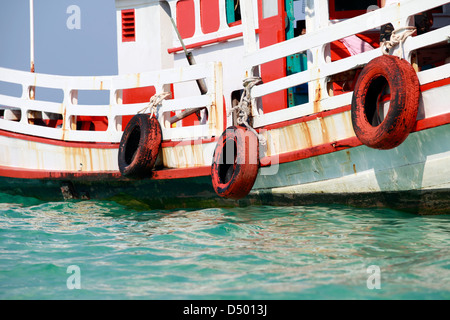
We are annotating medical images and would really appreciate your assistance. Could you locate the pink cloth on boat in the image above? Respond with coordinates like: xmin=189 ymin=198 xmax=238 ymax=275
xmin=339 ymin=35 xmax=374 ymax=56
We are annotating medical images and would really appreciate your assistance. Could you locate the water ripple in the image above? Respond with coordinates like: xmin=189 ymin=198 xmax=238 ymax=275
xmin=1 ymin=195 xmax=449 ymax=299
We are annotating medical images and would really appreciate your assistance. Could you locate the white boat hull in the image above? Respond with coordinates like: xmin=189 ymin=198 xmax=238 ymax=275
xmin=254 ymin=124 xmax=450 ymax=194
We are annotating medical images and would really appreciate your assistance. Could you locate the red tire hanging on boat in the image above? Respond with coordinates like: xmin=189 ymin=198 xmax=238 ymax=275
xmin=351 ymin=55 xmax=420 ymax=150
xmin=211 ymin=126 xmax=259 ymax=200
xmin=118 ymin=114 xmax=161 ymax=179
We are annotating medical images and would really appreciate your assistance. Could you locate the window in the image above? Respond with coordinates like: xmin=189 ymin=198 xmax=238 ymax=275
xmin=329 ymin=0 xmax=380 ymax=19
xmin=262 ymin=0 xmax=279 ymax=19
xmin=176 ymin=0 xmax=196 ymax=39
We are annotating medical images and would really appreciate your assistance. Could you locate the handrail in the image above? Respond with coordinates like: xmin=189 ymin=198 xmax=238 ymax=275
xmin=252 ymin=26 xmax=450 ymax=101
xmin=0 ymin=62 xmax=224 ymax=143
xmin=244 ymin=0 xmax=449 ymax=129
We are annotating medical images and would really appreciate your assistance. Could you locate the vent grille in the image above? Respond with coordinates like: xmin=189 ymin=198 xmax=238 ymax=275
xmin=122 ymin=9 xmax=135 ymax=42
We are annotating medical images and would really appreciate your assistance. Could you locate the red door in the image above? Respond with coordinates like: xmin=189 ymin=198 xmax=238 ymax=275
xmin=258 ymin=0 xmax=287 ymax=113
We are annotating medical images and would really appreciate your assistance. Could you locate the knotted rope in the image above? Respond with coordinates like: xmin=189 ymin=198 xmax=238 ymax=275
xmin=138 ymin=92 xmax=171 ymax=118
xmin=381 ymin=26 xmax=416 ymax=58
xmin=228 ymin=76 xmax=266 ymax=145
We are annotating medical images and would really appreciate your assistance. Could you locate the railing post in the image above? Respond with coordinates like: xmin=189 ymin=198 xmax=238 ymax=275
xmin=69 ymin=89 xmax=78 ymax=131
xmin=240 ymin=0 xmax=258 ymax=57
xmin=305 ymin=0 xmax=330 ymax=109
xmin=115 ymin=89 xmax=123 ymax=132
xmin=213 ymin=62 xmax=224 ymax=137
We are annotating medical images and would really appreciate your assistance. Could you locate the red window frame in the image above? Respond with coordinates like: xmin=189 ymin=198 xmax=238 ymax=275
xmin=176 ymin=0 xmax=196 ymax=39
xmin=200 ymin=0 xmax=220 ymax=34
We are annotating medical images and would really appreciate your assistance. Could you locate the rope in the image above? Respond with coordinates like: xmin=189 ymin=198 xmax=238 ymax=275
xmin=381 ymin=26 xmax=416 ymax=58
xmin=228 ymin=76 xmax=266 ymax=145
xmin=138 ymin=92 xmax=171 ymax=118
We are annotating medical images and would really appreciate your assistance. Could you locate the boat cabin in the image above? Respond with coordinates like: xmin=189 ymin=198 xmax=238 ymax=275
xmin=1 ymin=0 xmax=448 ymax=143
xmin=114 ymin=0 xmax=449 ymax=130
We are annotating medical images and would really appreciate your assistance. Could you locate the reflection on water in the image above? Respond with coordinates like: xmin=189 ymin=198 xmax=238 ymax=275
xmin=1 ymin=195 xmax=450 ymax=299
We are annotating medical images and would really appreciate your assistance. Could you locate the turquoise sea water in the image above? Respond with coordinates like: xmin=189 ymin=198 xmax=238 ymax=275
xmin=1 ymin=192 xmax=449 ymax=300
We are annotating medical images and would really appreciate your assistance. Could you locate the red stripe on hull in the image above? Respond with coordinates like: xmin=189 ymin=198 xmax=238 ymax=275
xmin=261 ymin=137 xmax=361 ymax=167
xmin=0 ymin=166 xmax=122 ymax=180
xmin=413 ymin=112 xmax=450 ymax=132
xmin=419 ymin=77 xmax=450 ymax=92
xmin=152 ymin=166 xmax=211 ymax=179
xmin=0 ymin=165 xmax=211 ymax=181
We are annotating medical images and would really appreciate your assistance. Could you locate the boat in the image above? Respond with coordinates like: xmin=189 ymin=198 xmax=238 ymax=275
xmin=0 ymin=0 xmax=449 ymax=214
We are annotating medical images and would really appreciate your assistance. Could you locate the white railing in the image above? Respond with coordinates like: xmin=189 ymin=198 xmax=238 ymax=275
xmin=243 ymin=0 xmax=450 ymax=128
xmin=0 ymin=61 xmax=224 ymax=143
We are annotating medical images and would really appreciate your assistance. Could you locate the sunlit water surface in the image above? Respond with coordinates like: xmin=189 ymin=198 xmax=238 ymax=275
xmin=1 ymin=193 xmax=449 ymax=300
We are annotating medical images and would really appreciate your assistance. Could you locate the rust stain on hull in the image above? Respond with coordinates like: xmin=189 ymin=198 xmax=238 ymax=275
xmin=62 ymin=104 xmax=67 ymax=141
xmin=318 ymin=117 xmax=330 ymax=144
xmin=314 ymin=80 xmax=322 ymax=114
xmin=299 ymin=122 xmax=313 ymax=148
xmin=136 ymin=73 xmax=141 ymax=88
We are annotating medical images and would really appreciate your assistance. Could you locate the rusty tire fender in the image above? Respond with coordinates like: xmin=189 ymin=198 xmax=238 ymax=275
xmin=211 ymin=126 xmax=259 ymax=200
xmin=351 ymin=55 xmax=420 ymax=150
xmin=118 ymin=114 xmax=162 ymax=179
